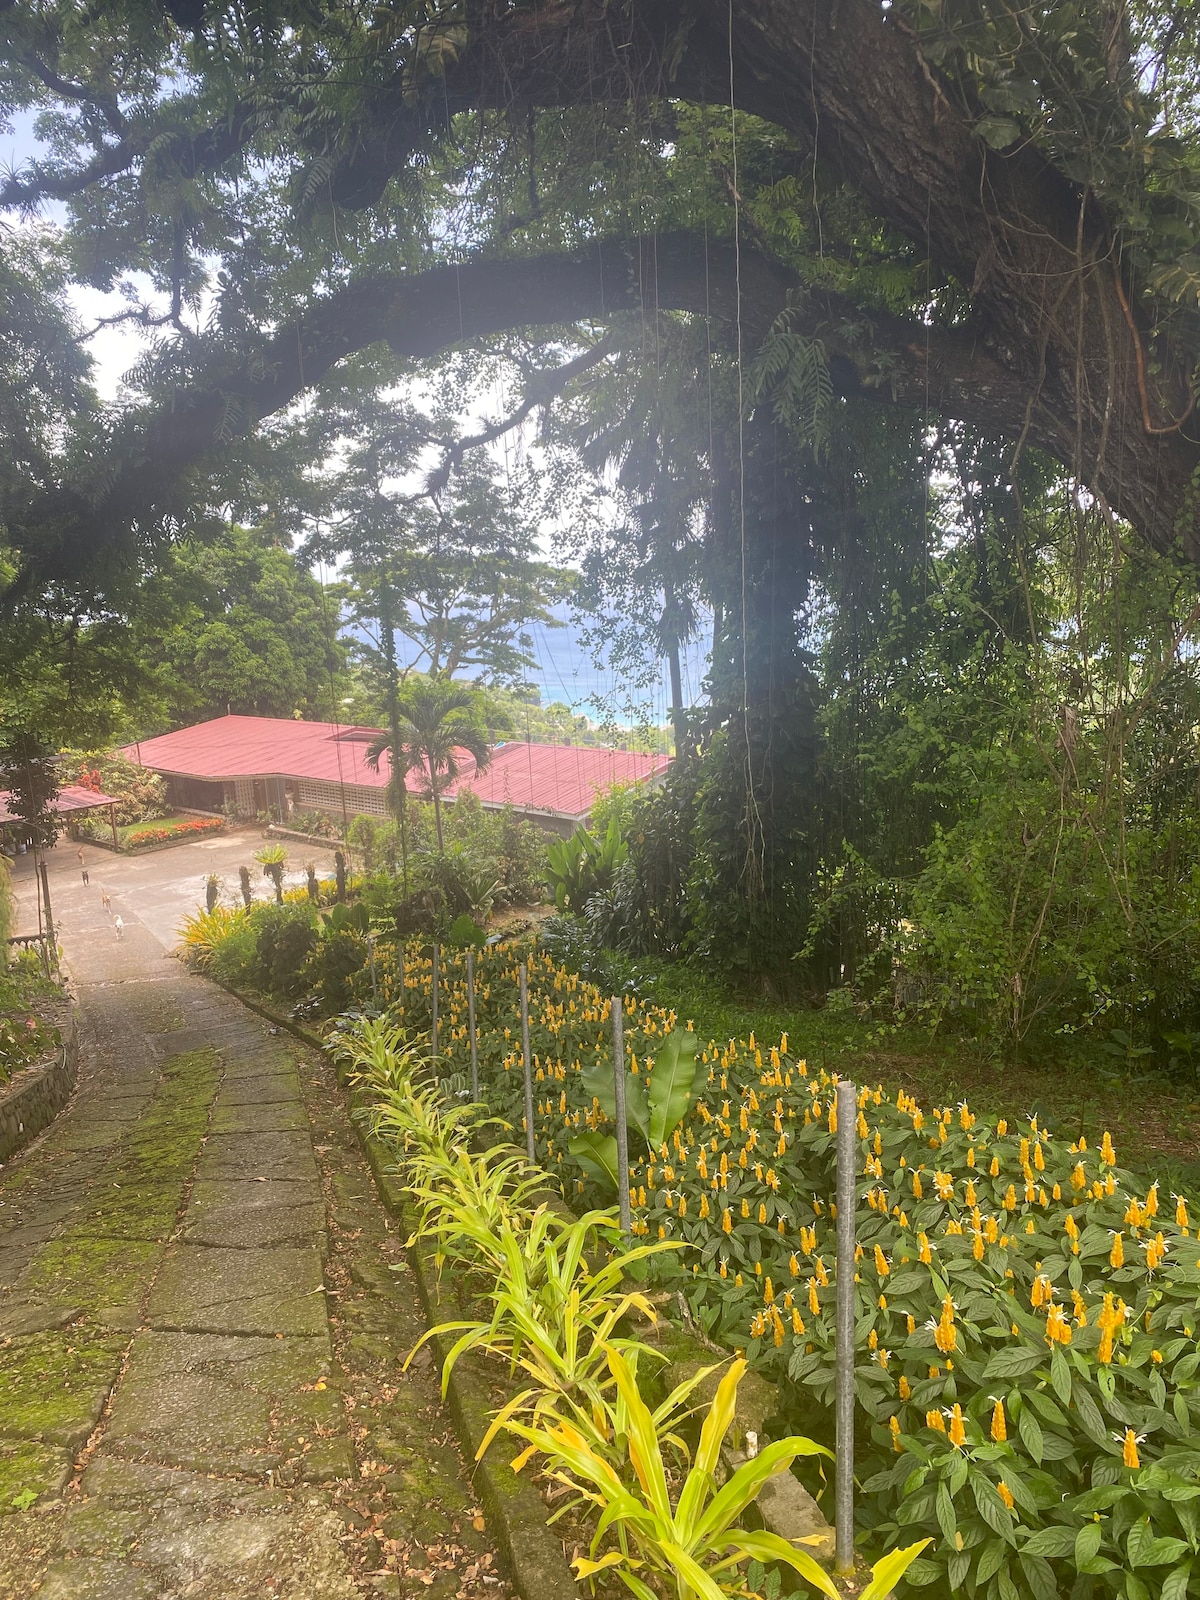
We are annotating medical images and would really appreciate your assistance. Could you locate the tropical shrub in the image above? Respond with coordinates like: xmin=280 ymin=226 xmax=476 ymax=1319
xmin=332 ymin=1011 xmax=926 ymax=1600
xmin=369 ymin=944 xmax=1200 ymax=1600
xmin=252 ymin=903 xmax=316 ymax=996
xmin=546 ymin=818 xmax=628 ymax=913
xmin=177 ymin=905 xmax=248 ymax=971
xmin=0 ymin=950 xmax=62 ymax=1083
xmin=63 ymin=748 xmax=167 ymax=826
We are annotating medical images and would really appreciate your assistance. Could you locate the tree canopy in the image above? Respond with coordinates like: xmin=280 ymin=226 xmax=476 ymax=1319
xmin=3 ymin=0 xmax=1200 ymax=603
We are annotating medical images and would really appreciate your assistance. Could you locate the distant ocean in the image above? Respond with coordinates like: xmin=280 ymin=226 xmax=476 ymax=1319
xmin=361 ymin=601 xmax=712 ymax=723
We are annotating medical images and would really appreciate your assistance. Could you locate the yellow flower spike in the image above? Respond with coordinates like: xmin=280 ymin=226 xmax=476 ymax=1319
xmin=990 ymin=1156 xmax=1001 ymax=1178
xmin=906 ymin=1314 xmax=916 ymax=1335
xmin=1101 ymin=1131 xmax=1116 ymax=1165
xmin=965 ymin=1179 xmax=977 ymax=1208
xmin=934 ymin=1295 xmax=957 ymax=1355
xmin=874 ymin=1244 xmax=890 ymax=1278
xmin=1003 ymin=1184 xmax=1016 ymax=1212
xmin=890 ymin=1415 xmax=902 ymax=1451
xmin=868 ymin=1329 xmax=878 ymax=1351
xmin=1045 ymin=1304 xmax=1072 ymax=1345
xmin=789 ymin=1253 xmax=800 ymax=1277
xmin=741 ymin=1198 xmax=750 ymax=1219
xmin=1071 ymin=1163 xmax=1087 ymax=1192
xmin=899 ymin=1374 xmax=912 ymax=1400
xmin=1123 ymin=1429 xmax=1141 ymax=1470
xmin=1178 ymin=1196 xmax=1189 ymax=1230
xmin=722 ymin=1207 xmax=733 ymax=1235
xmin=1147 ymin=1182 xmax=1160 ymax=1218
xmin=792 ymin=1307 xmax=805 ymax=1336
xmin=917 ymin=1232 xmax=932 ymax=1265
xmin=1052 ymin=1182 xmax=1062 ymax=1201
xmin=998 ymin=1481 xmax=1015 ymax=1510
xmin=949 ymin=1405 xmax=967 ymax=1448
xmin=997 ymin=1119 xmax=1008 ymax=1136
xmin=1110 ymin=1232 xmax=1124 ymax=1268
xmin=926 ymin=1410 xmax=946 ymax=1434
xmin=990 ymin=1399 xmax=1007 ymax=1442
xmin=808 ymin=1279 xmax=821 ymax=1316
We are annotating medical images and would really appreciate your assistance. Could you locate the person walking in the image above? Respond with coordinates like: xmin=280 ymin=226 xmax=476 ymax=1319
xmin=113 ymin=914 xmax=124 ymax=940
xmin=81 ymin=866 xmax=89 ymax=885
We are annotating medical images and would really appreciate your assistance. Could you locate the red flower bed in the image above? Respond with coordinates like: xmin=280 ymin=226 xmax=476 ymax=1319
xmin=125 ymin=816 xmax=224 ymax=850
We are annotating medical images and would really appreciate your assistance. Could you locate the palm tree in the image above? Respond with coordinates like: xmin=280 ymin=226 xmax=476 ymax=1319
xmin=368 ymin=679 xmax=493 ymax=854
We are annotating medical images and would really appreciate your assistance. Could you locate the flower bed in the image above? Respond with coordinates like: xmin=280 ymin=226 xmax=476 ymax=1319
xmin=122 ymin=814 xmax=224 ymax=850
xmin=375 ymin=944 xmax=1200 ymax=1600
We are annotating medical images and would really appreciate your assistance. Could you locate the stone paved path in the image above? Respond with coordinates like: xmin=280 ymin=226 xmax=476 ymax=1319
xmin=0 ymin=876 xmax=505 ymax=1600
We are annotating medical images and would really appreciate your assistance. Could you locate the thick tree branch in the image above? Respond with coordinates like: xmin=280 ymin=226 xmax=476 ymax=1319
xmin=3 ymin=232 xmax=1062 ymax=604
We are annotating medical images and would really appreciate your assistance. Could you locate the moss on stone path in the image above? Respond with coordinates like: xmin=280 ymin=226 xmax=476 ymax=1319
xmin=0 ymin=948 xmax=505 ymax=1599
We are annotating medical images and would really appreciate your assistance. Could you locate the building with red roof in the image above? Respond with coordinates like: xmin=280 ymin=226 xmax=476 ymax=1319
xmin=122 ymin=715 xmax=670 ymax=834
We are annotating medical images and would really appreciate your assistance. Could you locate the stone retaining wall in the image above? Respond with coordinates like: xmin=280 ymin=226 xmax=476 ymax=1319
xmin=0 ymin=1010 xmax=79 ymax=1165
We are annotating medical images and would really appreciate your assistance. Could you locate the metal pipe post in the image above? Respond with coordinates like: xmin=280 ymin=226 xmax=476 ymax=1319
xmin=519 ymin=962 xmax=535 ymax=1163
xmin=612 ymin=998 xmax=631 ymax=1236
xmin=430 ymin=944 xmax=439 ymax=1066
xmin=834 ymin=1077 xmax=857 ymax=1576
xmin=466 ymin=949 xmax=479 ymax=1102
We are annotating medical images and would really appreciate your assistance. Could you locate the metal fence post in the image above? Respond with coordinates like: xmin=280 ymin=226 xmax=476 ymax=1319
xmin=366 ymin=930 xmax=378 ymax=1006
xmin=467 ymin=949 xmax=479 ymax=1102
xmin=519 ymin=962 xmax=535 ymax=1163
xmin=835 ymin=1077 xmax=858 ymax=1577
xmin=430 ymin=943 xmax=439 ymax=1066
xmin=612 ymin=997 xmax=631 ymax=1237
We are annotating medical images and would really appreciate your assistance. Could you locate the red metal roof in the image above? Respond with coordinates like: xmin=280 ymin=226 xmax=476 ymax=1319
xmin=459 ymin=740 xmax=671 ymax=820
xmin=121 ymin=715 xmax=425 ymax=794
xmin=0 ymin=784 xmax=122 ymax=820
xmin=121 ymin=715 xmax=670 ymax=820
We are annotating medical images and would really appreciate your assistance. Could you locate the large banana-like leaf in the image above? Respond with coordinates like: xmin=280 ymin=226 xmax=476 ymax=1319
xmin=647 ymin=1028 xmax=701 ymax=1148
xmin=581 ymin=1053 xmax=649 ymax=1142
xmin=569 ymin=1131 xmax=621 ymax=1192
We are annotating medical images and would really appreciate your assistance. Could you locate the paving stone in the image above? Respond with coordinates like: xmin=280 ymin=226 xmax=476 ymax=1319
xmin=145 ymin=1024 xmax=250 ymax=1058
xmin=208 ymin=1100 xmax=309 ymax=1134
xmin=191 ymin=1129 xmax=319 ymax=1185
xmin=212 ymin=1070 xmax=302 ymax=1107
xmin=37 ymin=1557 xmax=163 ymax=1599
xmin=102 ymin=1331 xmax=337 ymax=1477
xmin=181 ymin=1181 xmax=325 ymax=1249
xmin=0 ymin=1301 xmax=82 ymax=1338
xmin=147 ymin=1244 xmax=327 ymax=1336
xmin=0 ymin=1328 xmax=124 ymax=1449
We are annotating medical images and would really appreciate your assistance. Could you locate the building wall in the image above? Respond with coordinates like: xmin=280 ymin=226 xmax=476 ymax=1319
xmin=294 ymin=779 xmax=389 ymax=819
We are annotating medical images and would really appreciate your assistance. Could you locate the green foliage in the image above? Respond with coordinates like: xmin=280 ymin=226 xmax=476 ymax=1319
xmin=253 ymin=904 xmax=316 ymax=998
xmin=0 ymin=730 xmax=59 ymax=849
xmin=370 ymin=944 xmax=1200 ymax=1600
xmin=570 ymin=1027 xmax=702 ymax=1191
xmin=0 ymin=951 xmax=62 ymax=1083
xmin=546 ymin=819 xmax=628 ymax=913
xmin=61 ymin=749 xmax=166 ymax=826
xmin=338 ymin=1008 xmax=925 ymax=1600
